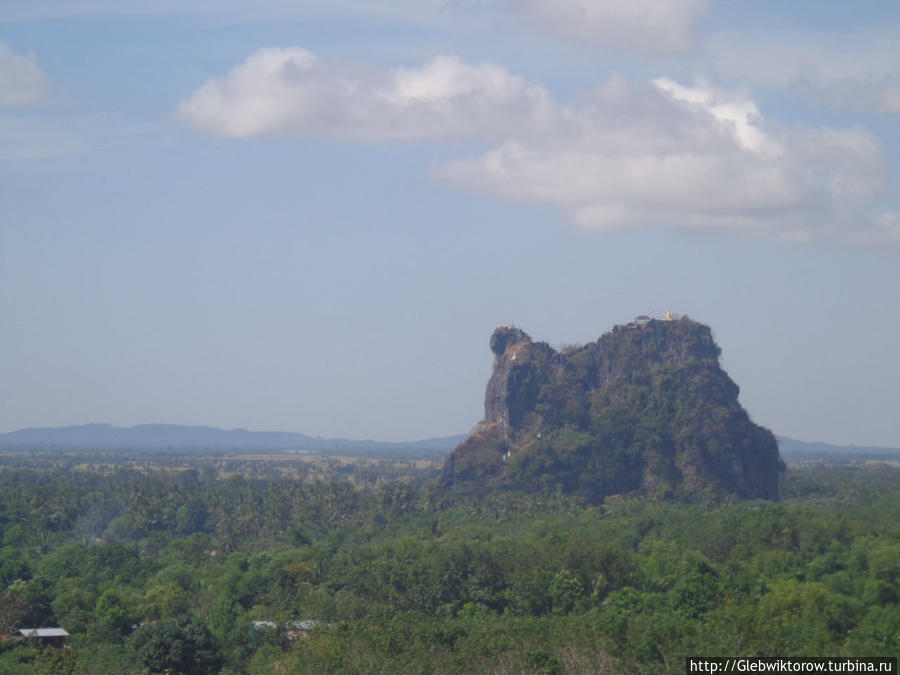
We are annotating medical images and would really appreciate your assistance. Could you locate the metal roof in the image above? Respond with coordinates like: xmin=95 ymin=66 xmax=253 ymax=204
xmin=18 ymin=628 xmax=70 ymax=638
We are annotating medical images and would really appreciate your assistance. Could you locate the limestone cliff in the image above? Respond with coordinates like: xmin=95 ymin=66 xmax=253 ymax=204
xmin=442 ymin=318 xmax=783 ymax=501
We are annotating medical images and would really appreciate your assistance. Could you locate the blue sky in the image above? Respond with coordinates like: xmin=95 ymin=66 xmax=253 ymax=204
xmin=1 ymin=1 xmax=899 ymax=446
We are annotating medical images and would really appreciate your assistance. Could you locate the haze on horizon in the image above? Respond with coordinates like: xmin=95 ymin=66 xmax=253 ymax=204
xmin=2 ymin=0 xmax=899 ymax=447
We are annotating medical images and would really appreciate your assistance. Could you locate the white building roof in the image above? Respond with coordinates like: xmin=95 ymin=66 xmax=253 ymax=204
xmin=18 ymin=628 xmax=69 ymax=638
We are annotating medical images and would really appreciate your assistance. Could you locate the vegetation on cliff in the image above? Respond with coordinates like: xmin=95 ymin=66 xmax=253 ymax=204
xmin=442 ymin=317 xmax=783 ymax=501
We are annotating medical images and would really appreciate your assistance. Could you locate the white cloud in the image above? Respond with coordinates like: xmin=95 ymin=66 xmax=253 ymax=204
xmin=0 ymin=42 xmax=48 ymax=105
xmin=177 ymin=49 xmax=891 ymax=243
xmin=438 ymin=77 xmax=885 ymax=239
xmin=176 ymin=48 xmax=556 ymax=141
xmin=652 ymin=78 xmax=781 ymax=157
xmin=438 ymin=142 xmax=801 ymax=234
xmin=175 ymin=48 xmax=322 ymax=138
xmin=450 ymin=0 xmax=711 ymax=55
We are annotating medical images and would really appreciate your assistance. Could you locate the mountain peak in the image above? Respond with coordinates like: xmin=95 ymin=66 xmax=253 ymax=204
xmin=442 ymin=316 xmax=783 ymax=501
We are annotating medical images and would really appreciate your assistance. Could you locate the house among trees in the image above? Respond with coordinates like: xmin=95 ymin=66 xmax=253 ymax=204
xmin=251 ymin=620 xmax=320 ymax=640
xmin=17 ymin=628 xmax=69 ymax=648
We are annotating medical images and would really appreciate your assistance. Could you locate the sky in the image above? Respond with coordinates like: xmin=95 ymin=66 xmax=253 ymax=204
xmin=1 ymin=1 xmax=899 ymax=447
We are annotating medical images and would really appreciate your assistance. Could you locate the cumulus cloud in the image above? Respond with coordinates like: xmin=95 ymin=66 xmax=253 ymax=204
xmin=652 ymin=78 xmax=781 ymax=157
xmin=438 ymin=77 xmax=885 ymax=239
xmin=0 ymin=42 xmax=48 ymax=105
xmin=175 ymin=48 xmax=556 ymax=141
xmin=177 ymin=48 xmax=891 ymax=243
xmin=450 ymin=0 xmax=711 ymax=55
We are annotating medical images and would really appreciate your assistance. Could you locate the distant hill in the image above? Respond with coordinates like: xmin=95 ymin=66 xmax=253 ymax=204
xmin=2 ymin=424 xmax=894 ymax=463
xmin=442 ymin=318 xmax=784 ymax=501
xmin=777 ymin=436 xmax=900 ymax=462
xmin=0 ymin=423 xmax=465 ymax=457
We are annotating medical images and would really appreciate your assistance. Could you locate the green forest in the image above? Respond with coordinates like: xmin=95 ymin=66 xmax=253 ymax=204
xmin=0 ymin=454 xmax=897 ymax=674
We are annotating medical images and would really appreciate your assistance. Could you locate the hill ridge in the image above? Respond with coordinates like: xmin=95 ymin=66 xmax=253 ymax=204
xmin=0 ymin=423 xmax=464 ymax=454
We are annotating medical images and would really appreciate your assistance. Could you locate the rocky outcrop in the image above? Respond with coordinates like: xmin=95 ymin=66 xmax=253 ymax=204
xmin=442 ymin=318 xmax=783 ymax=501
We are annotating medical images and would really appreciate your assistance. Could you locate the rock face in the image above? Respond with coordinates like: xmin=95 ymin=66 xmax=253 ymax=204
xmin=442 ymin=318 xmax=783 ymax=501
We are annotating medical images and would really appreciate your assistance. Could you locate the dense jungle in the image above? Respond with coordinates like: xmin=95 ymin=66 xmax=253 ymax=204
xmin=0 ymin=452 xmax=897 ymax=674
